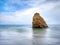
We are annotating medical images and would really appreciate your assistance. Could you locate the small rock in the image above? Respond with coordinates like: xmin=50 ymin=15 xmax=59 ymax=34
xmin=32 ymin=13 xmax=48 ymax=28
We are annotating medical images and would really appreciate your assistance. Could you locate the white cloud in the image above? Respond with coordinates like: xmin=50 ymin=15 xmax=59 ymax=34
xmin=0 ymin=7 xmax=41 ymax=24
xmin=7 ymin=0 xmax=45 ymax=5
xmin=4 ymin=0 xmax=46 ymax=10
xmin=0 ymin=0 xmax=60 ymax=25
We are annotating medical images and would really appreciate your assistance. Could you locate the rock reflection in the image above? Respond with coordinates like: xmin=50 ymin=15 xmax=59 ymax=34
xmin=32 ymin=28 xmax=59 ymax=45
xmin=0 ymin=27 xmax=60 ymax=45
xmin=32 ymin=28 xmax=47 ymax=45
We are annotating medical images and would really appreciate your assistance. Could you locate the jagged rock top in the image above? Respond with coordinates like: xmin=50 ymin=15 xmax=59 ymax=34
xmin=32 ymin=12 xmax=48 ymax=28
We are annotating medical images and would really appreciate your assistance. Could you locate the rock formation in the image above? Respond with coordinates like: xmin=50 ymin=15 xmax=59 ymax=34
xmin=32 ymin=13 xmax=48 ymax=28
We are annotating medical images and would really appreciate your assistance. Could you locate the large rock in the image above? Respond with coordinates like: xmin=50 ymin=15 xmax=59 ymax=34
xmin=32 ymin=13 xmax=48 ymax=28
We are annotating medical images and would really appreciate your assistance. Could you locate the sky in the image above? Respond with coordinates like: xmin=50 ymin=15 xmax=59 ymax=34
xmin=0 ymin=0 xmax=60 ymax=25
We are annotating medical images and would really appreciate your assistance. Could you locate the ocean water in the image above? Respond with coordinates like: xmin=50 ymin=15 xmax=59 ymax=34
xmin=0 ymin=25 xmax=60 ymax=45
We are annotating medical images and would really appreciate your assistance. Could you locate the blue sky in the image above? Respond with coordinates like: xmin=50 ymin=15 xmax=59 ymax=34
xmin=0 ymin=0 xmax=60 ymax=25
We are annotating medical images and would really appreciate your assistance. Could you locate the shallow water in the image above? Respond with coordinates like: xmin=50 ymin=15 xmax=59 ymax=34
xmin=0 ymin=25 xmax=60 ymax=45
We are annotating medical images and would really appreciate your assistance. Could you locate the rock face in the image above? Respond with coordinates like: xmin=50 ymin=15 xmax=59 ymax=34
xmin=32 ymin=13 xmax=48 ymax=28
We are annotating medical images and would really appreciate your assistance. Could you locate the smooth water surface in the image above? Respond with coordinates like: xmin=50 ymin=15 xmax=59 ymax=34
xmin=0 ymin=25 xmax=60 ymax=45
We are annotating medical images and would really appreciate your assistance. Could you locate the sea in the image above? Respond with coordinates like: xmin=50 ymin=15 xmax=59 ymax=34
xmin=0 ymin=24 xmax=60 ymax=45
